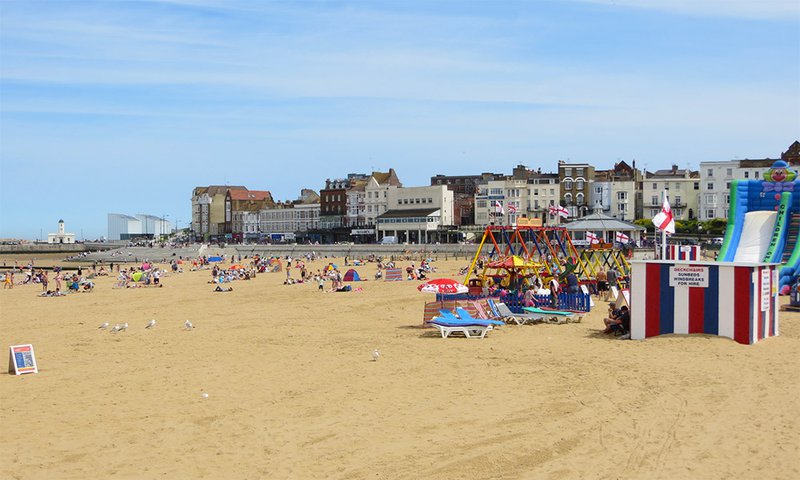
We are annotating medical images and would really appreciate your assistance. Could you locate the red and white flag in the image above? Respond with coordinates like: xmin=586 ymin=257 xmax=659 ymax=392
xmin=494 ymin=200 xmax=504 ymax=215
xmin=508 ymin=204 xmax=517 ymax=214
xmin=615 ymin=232 xmax=630 ymax=244
xmin=586 ymin=232 xmax=600 ymax=244
xmin=652 ymin=195 xmax=675 ymax=234
xmin=557 ymin=205 xmax=569 ymax=218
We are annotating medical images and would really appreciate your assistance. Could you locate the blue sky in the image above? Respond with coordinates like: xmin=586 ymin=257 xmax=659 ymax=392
xmin=1 ymin=0 xmax=798 ymax=239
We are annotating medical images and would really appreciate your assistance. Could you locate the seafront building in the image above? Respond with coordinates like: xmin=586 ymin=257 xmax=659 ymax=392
xmin=643 ymin=165 xmax=700 ymax=221
xmin=376 ymin=185 xmax=453 ymax=243
xmin=47 ymin=219 xmax=76 ymax=244
xmin=185 ymin=141 xmax=798 ymax=243
xmin=191 ymin=185 xmax=247 ymax=239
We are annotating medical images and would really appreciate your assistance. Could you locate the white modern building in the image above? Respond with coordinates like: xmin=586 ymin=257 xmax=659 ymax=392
xmin=107 ymin=213 xmax=171 ymax=240
xmin=376 ymin=185 xmax=453 ymax=243
xmin=47 ymin=219 xmax=76 ymax=244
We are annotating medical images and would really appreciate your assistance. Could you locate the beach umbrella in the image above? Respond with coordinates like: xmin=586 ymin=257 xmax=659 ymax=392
xmin=417 ymin=278 xmax=469 ymax=294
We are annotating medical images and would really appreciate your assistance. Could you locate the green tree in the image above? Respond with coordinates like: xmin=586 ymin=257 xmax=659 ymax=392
xmin=634 ymin=219 xmax=654 ymax=233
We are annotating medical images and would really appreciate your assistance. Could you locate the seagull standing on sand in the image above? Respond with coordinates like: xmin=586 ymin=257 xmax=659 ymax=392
xmin=120 ymin=322 xmax=129 ymax=332
xmin=184 ymin=319 xmax=194 ymax=330
xmin=110 ymin=324 xmax=121 ymax=333
xmin=146 ymin=319 xmax=156 ymax=329
xmin=99 ymin=322 xmax=109 ymax=329
xmin=372 ymin=349 xmax=380 ymax=362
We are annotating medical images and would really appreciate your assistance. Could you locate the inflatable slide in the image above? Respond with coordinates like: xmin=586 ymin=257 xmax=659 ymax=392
xmin=718 ymin=160 xmax=800 ymax=290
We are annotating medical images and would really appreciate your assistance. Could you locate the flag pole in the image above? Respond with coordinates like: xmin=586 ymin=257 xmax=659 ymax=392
xmin=661 ymin=190 xmax=667 ymax=261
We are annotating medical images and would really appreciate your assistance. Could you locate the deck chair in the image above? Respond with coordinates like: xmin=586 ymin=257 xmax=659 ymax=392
xmin=523 ymin=306 xmax=583 ymax=324
xmin=455 ymin=307 xmax=504 ymax=326
xmin=487 ymin=298 xmax=524 ymax=325
xmin=495 ymin=303 xmax=546 ymax=325
xmin=436 ymin=309 xmax=502 ymax=326
xmin=428 ymin=319 xmax=493 ymax=339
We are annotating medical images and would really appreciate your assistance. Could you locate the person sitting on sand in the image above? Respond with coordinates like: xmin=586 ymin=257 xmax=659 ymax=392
xmin=603 ymin=305 xmax=630 ymax=335
xmin=602 ymin=303 xmax=623 ymax=333
xmin=214 ymin=285 xmax=233 ymax=292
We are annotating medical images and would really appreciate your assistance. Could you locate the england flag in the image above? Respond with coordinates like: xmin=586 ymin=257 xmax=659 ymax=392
xmin=615 ymin=232 xmax=630 ymax=244
xmin=652 ymin=196 xmax=675 ymax=234
xmin=586 ymin=232 xmax=600 ymax=244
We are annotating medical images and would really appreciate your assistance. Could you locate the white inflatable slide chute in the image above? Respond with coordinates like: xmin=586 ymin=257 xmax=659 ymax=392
xmin=733 ymin=211 xmax=777 ymax=263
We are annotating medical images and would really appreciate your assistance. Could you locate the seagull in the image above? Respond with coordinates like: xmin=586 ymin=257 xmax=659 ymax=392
xmin=372 ymin=349 xmax=380 ymax=362
xmin=98 ymin=322 xmax=109 ymax=329
xmin=184 ymin=319 xmax=194 ymax=330
xmin=120 ymin=322 xmax=129 ymax=332
xmin=110 ymin=324 xmax=121 ymax=333
xmin=145 ymin=319 xmax=156 ymax=329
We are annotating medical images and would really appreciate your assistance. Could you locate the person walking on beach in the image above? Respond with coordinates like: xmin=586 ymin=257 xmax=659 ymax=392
xmin=54 ymin=270 xmax=63 ymax=292
xmin=606 ymin=267 xmax=619 ymax=300
xmin=3 ymin=271 xmax=12 ymax=289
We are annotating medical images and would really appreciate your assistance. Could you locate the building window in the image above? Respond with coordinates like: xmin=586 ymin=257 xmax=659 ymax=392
xmin=744 ymin=171 xmax=750 ymax=179
xmin=651 ymin=195 xmax=658 ymax=205
xmin=694 ymin=182 xmax=700 ymax=190
xmin=652 ymin=183 xmax=657 ymax=189
xmin=726 ymin=168 xmax=733 ymax=177
xmin=705 ymin=194 xmax=715 ymax=203
xmin=564 ymin=193 xmax=573 ymax=204
xmin=617 ymin=191 xmax=627 ymax=200
xmin=490 ymin=188 xmax=502 ymax=195
xmin=576 ymin=180 xmax=584 ymax=191
xmin=533 ymin=189 xmax=539 ymax=196
xmin=428 ymin=198 xmax=433 ymax=203
xmin=707 ymin=183 xmax=714 ymax=190
xmin=724 ymin=194 xmax=730 ymax=204
xmin=755 ymin=171 xmax=760 ymax=179
xmin=576 ymin=193 xmax=584 ymax=205
xmin=576 ymin=168 xmax=584 ymax=176
xmin=675 ymin=195 xmax=681 ymax=205
xmin=726 ymin=182 xmax=731 ymax=189
xmin=564 ymin=168 xmax=572 ymax=176
xmin=706 ymin=209 xmax=715 ymax=219
xmin=618 ymin=203 xmax=627 ymax=213
xmin=707 ymin=169 xmax=713 ymax=177
xmin=563 ymin=180 xmax=573 ymax=190
xmin=596 ymin=187 xmax=602 ymax=194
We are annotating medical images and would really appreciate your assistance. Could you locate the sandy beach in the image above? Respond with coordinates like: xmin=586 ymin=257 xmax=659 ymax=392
xmin=1 ymin=257 xmax=798 ymax=479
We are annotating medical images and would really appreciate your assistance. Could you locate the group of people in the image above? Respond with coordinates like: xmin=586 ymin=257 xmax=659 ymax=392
xmin=602 ymin=301 xmax=631 ymax=338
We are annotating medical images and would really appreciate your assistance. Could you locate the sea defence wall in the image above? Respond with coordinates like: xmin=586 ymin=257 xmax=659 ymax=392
xmin=630 ymin=260 xmax=779 ymax=345
xmin=0 ymin=244 xmax=88 ymax=254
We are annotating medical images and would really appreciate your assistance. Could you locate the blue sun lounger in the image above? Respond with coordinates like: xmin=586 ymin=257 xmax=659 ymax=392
xmin=454 ymin=307 xmax=504 ymax=326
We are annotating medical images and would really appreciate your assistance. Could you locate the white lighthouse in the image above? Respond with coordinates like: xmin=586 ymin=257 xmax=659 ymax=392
xmin=47 ymin=219 xmax=76 ymax=244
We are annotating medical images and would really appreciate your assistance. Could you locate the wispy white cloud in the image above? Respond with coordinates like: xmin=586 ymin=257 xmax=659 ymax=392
xmin=573 ymin=0 xmax=800 ymax=20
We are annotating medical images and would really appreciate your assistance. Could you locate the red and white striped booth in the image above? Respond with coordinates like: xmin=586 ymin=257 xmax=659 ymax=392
xmin=666 ymin=244 xmax=701 ymax=261
xmin=630 ymin=261 xmax=779 ymax=345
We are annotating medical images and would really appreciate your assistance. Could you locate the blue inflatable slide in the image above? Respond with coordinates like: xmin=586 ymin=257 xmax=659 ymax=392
xmin=718 ymin=160 xmax=800 ymax=291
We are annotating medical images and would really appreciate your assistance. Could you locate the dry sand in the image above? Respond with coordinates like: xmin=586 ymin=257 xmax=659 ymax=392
xmin=1 ymin=258 xmax=798 ymax=479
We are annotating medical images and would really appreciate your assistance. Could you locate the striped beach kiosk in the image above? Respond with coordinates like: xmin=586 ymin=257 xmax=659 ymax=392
xmin=630 ymin=260 xmax=779 ymax=345
xmin=666 ymin=245 xmax=701 ymax=261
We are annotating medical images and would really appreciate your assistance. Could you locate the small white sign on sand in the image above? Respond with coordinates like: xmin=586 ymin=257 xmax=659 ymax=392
xmin=580 ymin=284 xmax=594 ymax=307
xmin=8 ymin=344 xmax=38 ymax=375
